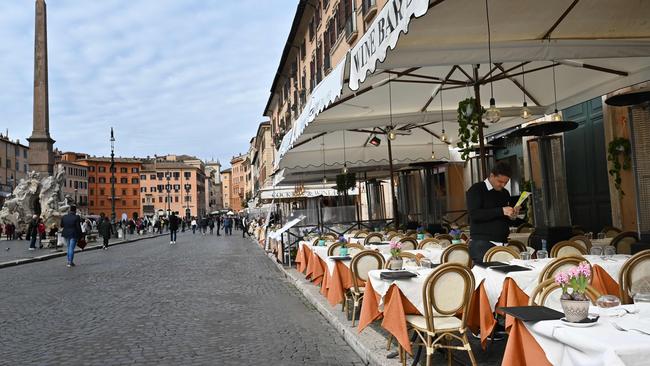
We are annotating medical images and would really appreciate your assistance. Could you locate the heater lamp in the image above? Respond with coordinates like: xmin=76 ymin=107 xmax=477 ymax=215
xmin=369 ymin=136 xmax=381 ymax=146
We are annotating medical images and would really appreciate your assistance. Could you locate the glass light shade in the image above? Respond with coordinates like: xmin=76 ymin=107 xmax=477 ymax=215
xmin=322 ymin=176 xmax=327 ymax=184
xmin=551 ymin=110 xmax=562 ymax=121
xmin=484 ymin=97 xmax=501 ymax=123
xmin=388 ymin=130 xmax=397 ymax=140
xmin=440 ymin=130 xmax=448 ymax=142
xmin=431 ymin=151 xmax=436 ymax=159
xmin=342 ymin=165 xmax=348 ymax=174
xmin=520 ymin=102 xmax=532 ymax=119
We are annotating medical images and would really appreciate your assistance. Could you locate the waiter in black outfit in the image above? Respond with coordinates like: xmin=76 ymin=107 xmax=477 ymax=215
xmin=466 ymin=162 xmax=518 ymax=264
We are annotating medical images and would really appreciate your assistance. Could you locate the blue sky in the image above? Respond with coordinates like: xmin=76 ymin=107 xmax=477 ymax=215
xmin=0 ymin=0 xmax=295 ymax=165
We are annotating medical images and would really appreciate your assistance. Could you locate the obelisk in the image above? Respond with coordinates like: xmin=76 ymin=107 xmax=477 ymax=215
xmin=27 ymin=0 xmax=55 ymax=176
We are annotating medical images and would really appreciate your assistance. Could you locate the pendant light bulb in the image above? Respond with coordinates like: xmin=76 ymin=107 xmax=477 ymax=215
xmin=388 ymin=130 xmax=397 ymax=140
xmin=431 ymin=150 xmax=436 ymax=160
xmin=342 ymin=164 xmax=348 ymax=174
xmin=322 ymin=176 xmax=327 ymax=184
xmin=440 ymin=129 xmax=448 ymax=143
xmin=551 ymin=109 xmax=562 ymax=122
xmin=520 ymin=101 xmax=532 ymax=119
xmin=485 ymin=97 xmax=501 ymax=123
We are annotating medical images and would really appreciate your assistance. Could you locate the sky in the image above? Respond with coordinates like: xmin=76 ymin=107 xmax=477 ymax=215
xmin=0 ymin=0 xmax=296 ymax=166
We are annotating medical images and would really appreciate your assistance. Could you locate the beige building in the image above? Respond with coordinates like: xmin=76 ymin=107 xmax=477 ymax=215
xmin=264 ymin=0 xmax=380 ymax=148
xmin=205 ymin=160 xmax=223 ymax=212
xmin=0 ymin=134 xmax=29 ymax=205
xmin=221 ymin=168 xmax=232 ymax=210
xmin=250 ymin=121 xmax=274 ymax=196
xmin=230 ymin=154 xmax=250 ymax=211
xmin=55 ymin=154 xmax=89 ymax=215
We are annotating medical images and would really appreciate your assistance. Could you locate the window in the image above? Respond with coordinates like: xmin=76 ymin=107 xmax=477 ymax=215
xmin=120 ymin=177 xmax=128 ymax=184
xmin=14 ymin=145 xmax=19 ymax=156
xmin=309 ymin=17 xmax=315 ymax=40
xmin=151 ymin=187 xmax=157 ymax=192
xmin=100 ymin=188 xmax=105 ymax=195
xmin=121 ymin=200 xmax=126 ymax=206
xmin=24 ymin=164 xmax=27 ymax=173
xmin=150 ymin=174 xmax=156 ymax=180
xmin=74 ymin=181 xmax=78 ymax=189
xmin=131 ymin=167 xmax=139 ymax=173
xmin=89 ymin=166 xmax=95 ymax=172
xmin=110 ymin=177 xmax=116 ymax=184
xmin=300 ymin=39 xmax=306 ymax=60
xmin=88 ymin=176 xmax=95 ymax=183
xmin=159 ymin=197 xmax=163 ymax=203
xmin=174 ymin=196 xmax=179 ymax=203
xmin=173 ymin=184 xmax=181 ymax=190
xmin=15 ymin=161 xmax=19 ymax=171
xmin=99 ymin=177 xmax=106 ymax=183
xmin=90 ymin=200 xmax=94 ymax=206
xmin=133 ymin=200 xmax=137 ymax=206
xmin=173 ymin=172 xmax=180 ymax=178
xmin=140 ymin=174 xmax=146 ymax=180
xmin=99 ymin=200 xmax=104 ymax=206
xmin=133 ymin=189 xmax=137 ymax=195
xmin=98 ymin=166 xmax=106 ymax=172
xmin=184 ymin=172 xmax=191 ymax=179
xmin=140 ymin=187 xmax=146 ymax=192
xmin=23 ymin=149 xmax=27 ymax=158
xmin=142 ymin=198 xmax=145 ymax=203
xmin=90 ymin=189 xmax=94 ymax=195
xmin=120 ymin=167 xmax=127 ymax=173
xmin=122 ymin=189 xmax=127 ymax=196
xmin=132 ymin=178 xmax=139 ymax=184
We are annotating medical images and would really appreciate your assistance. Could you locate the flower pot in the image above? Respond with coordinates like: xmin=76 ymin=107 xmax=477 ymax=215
xmin=318 ymin=239 xmax=326 ymax=246
xmin=339 ymin=247 xmax=349 ymax=256
xmin=561 ymin=299 xmax=590 ymax=322
xmin=452 ymin=239 xmax=462 ymax=244
xmin=389 ymin=256 xmax=403 ymax=270
xmin=417 ymin=234 xmax=424 ymax=240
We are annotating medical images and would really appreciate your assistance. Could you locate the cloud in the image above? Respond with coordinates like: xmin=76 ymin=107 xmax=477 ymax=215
xmin=0 ymin=0 xmax=295 ymax=164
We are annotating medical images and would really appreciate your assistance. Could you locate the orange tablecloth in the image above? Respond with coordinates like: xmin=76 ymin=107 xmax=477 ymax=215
xmin=305 ymin=248 xmax=326 ymax=285
xmin=295 ymin=244 xmax=310 ymax=273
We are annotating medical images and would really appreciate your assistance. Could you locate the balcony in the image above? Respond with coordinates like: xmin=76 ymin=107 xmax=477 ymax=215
xmin=345 ymin=14 xmax=358 ymax=43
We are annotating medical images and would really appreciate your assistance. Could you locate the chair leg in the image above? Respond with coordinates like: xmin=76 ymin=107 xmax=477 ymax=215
xmin=446 ymin=336 xmax=452 ymax=366
xmin=463 ymin=333 xmax=478 ymax=366
xmin=351 ymin=299 xmax=359 ymax=327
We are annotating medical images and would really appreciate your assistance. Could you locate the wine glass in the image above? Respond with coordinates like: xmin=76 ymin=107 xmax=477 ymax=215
xmin=603 ymin=245 xmax=616 ymax=260
xmin=585 ymin=232 xmax=593 ymax=240
xmin=536 ymin=249 xmax=548 ymax=260
xmin=420 ymin=258 xmax=433 ymax=269
xmin=590 ymin=247 xmax=603 ymax=256
xmin=596 ymin=294 xmax=621 ymax=318
xmin=520 ymin=251 xmax=531 ymax=261
xmin=597 ymin=232 xmax=606 ymax=240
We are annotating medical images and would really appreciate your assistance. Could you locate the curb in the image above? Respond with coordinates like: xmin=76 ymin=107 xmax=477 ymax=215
xmin=248 ymin=238 xmax=400 ymax=366
xmin=0 ymin=233 xmax=167 ymax=269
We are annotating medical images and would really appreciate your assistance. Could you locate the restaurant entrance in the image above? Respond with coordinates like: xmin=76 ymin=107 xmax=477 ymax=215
xmin=564 ymin=97 xmax=612 ymax=233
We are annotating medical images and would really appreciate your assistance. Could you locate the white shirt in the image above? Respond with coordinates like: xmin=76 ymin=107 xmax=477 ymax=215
xmin=484 ymin=178 xmax=494 ymax=191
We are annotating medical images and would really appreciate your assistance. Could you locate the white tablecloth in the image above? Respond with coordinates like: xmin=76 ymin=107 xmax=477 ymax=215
xmin=526 ymin=304 xmax=650 ymax=366
xmin=367 ymin=268 xmax=436 ymax=314
xmin=471 ymin=255 xmax=630 ymax=311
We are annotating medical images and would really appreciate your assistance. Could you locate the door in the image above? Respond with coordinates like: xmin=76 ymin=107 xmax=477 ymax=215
xmin=563 ymin=97 xmax=612 ymax=233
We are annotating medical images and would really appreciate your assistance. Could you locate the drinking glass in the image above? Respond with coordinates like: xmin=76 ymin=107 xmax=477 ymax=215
xmin=536 ymin=249 xmax=548 ymax=260
xmin=633 ymin=293 xmax=650 ymax=303
xmin=597 ymin=232 xmax=606 ymax=240
xmin=604 ymin=245 xmax=616 ymax=260
xmin=596 ymin=294 xmax=621 ymax=318
xmin=585 ymin=232 xmax=593 ymax=240
xmin=420 ymin=258 xmax=433 ymax=269
xmin=520 ymin=251 xmax=531 ymax=261
xmin=590 ymin=247 xmax=603 ymax=256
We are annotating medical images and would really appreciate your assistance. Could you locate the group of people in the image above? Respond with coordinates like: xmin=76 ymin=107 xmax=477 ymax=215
xmin=166 ymin=214 xmax=253 ymax=245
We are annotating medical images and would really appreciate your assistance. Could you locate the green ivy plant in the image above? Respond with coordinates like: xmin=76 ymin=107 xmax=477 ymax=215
xmin=456 ymin=97 xmax=484 ymax=160
xmin=336 ymin=172 xmax=356 ymax=194
xmin=607 ymin=137 xmax=632 ymax=195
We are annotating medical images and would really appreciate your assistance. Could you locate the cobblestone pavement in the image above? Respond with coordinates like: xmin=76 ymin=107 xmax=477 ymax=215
xmin=0 ymin=231 xmax=365 ymax=365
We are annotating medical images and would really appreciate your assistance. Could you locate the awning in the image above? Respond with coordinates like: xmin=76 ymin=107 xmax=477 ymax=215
xmin=268 ymin=215 xmax=306 ymax=240
xmin=259 ymin=185 xmax=358 ymax=200
xmin=276 ymin=58 xmax=347 ymax=163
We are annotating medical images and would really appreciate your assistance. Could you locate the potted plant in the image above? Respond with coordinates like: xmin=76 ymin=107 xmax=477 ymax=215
xmin=388 ymin=240 xmax=403 ymax=270
xmin=450 ymin=228 xmax=463 ymax=244
xmin=338 ymin=235 xmax=349 ymax=256
xmin=555 ymin=262 xmax=592 ymax=322
xmin=416 ymin=226 xmax=425 ymax=241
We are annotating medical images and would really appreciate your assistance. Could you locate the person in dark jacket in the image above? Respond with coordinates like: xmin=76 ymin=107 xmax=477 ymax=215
xmin=98 ymin=213 xmax=112 ymax=250
xmin=60 ymin=205 xmax=82 ymax=267
xmin=169 ymin=212 xmax=179 ymax=244
xmin=466 ymin=162 xmax=518 ymax=264
xmin=27 ymin=215 xmax=39 ymax=250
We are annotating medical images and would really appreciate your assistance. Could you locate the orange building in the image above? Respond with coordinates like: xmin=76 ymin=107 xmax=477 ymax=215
xmin=221 ymin=168 xmax=232 ymax=210
xmin=78 ymin=157 xmax=142 ymax=220
xmin=229 ymin=154 xmax=250 ymax=211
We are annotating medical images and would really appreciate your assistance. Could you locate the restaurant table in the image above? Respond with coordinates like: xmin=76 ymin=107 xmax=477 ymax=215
xmin=503 ymin=304 xmax=650 ymax=366
xmin=358 ymin=255 xmax=627 ymax=353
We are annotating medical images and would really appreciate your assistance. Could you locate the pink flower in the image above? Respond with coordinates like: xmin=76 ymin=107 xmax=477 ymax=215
xmin=389 ymin=241 xmax=402 ymax=250
xmin=578 ymin=262 xmax=591 ymax=278
xmin=568 ymin=267 xmax=580 ymax=279
xmin=555 ymin=272 xmax=569 ymax=285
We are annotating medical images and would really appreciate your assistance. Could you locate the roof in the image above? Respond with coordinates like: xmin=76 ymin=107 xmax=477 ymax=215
xmin=78 ymin=157 xmax=142 ymax=164
xmin=262 ymin=0 xmax=308 ymax=116
xmin=221 ymin=168 xmax=232 ymax=173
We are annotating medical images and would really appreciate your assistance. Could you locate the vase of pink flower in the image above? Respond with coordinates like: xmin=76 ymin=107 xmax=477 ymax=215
xmin=388 ymin=240 xmax=403 ymax=270
xmin=555 ymin=262 xmax=592 ymax=322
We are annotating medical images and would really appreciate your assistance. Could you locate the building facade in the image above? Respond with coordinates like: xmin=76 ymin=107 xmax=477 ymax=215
xmin=0 ymin=135 xmax=29 ymax=205
xmin=251 ymin=121 xmax=274 ymax=195
xmin=263 ymin=0 xmax=381 ymax=150
xmin=78 ymin=157 xmax=142 ymax=220
xmin=229 ymin=154 xmax=250 ymax=211
xmin=221 ymin=168 xmax=232 ymax=210
xmin=205 ymin=160 xmax=223 ymax=212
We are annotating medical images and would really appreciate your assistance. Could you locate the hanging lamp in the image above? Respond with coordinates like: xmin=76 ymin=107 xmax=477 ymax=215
xmin=439 ymin=88 xmax=448 ymax=142
xmin=520 ymin=65 xmax=532 ymax=119
xmin=483 ymin=0 xmax=501 ymax=124
xmin=550 ymin=61 xmax=563 ymax=121
xmin=388 ymin=74 xmax=397 ymax=140
xmin=342 ymin=130 xmax=348 ymax=174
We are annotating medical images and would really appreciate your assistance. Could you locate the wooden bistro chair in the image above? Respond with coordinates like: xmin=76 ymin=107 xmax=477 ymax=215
xmin=550 ymin=240 xmax=588 ymax=258
xmin=398 ymin=237 xmax=418 ymax=250
xmin=618 ymin=250 xmax=650 ymax=304
xmin=529 ymin=278 xmax=601 ymax=307
xmin=400 ymin=263 xmax=477 ymax=366
xmin=348 ymin=250 xmax=385 ymax=326
xmin=441 ymin=244 xmax=471 ymax=267
xmin=538 ymin=256 xmax=588 ymax=283
xmin=418 ymin=238 xmax=441 ymax=250
xmin=569 ymin=235 xmax=592 ymax=252
xmin=363 ymin=232 xmax=384 ymax=245
xmin=346 ymin=243 xmax=366 ymax=256
xmin=327 ymin=242 xmax=344 ymax=256
xmin=483 ymin=246 xmax=520 ymax=263
xmin=611 ymin=231 xmax=640 ymax=255
xmin=385 ymin=230 xmax=398 ymax=238
xmin=323 ymin=232 xmax=338 ymax=241
xmin=506 ymin=240 xmax=527 ymax=253
xmin=600 ymin=226 xmax=623 ymax=238
xmin=354 ymin=230 xmax=369 ymax=238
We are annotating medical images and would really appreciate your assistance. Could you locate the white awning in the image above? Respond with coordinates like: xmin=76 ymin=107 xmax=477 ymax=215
xmin=259 ymin=185 xmax=358 ymax=200
xmin=268 ymin=215 xmax=306 ymax=240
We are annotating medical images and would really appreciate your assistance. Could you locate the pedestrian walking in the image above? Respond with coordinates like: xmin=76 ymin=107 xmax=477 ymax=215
xmin=191 ymin=218 xmax=197 ymax=234
xmin=216 ymin=215 xmax=221 ymax=236
xmin=98 ymin=213 xmax=111 ymax=250
xmin=60 ymin=205 xmax=82 ymax=267
xmin=27 ymin=215 xmax=38 ymax=250
xmin=208 ymin=218 xmax=214 ymax=235
xmin=241 ymin=216 xmax=248 ymax=238
xmin=224 ymin=216 xmax=233 ymax=236
xmin=169 ymin=212 xmax=179 ymax=244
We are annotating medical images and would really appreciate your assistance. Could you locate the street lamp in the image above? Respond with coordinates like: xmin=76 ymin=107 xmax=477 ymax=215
xmin=110 ymin=127 xmax=117 ymax=237
xmin=184 ymin=183 xmax=191 ymax=219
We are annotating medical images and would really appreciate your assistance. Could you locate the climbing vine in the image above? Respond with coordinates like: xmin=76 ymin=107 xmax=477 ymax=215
xmin=456 ymin=98 xmax=484 ymax=160
xmin=607 ymin=137 xmax=632 ymax=196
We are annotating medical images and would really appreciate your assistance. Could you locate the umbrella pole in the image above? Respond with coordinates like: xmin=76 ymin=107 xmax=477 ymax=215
xmin=387 ymin=137 xmax=400 ymax=229
xmin=473 ymin=65 xmax=488 ymax=179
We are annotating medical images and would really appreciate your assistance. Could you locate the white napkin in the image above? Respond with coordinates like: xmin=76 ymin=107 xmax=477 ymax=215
xmin=612 ymin=318 xmax=650 ymax=335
